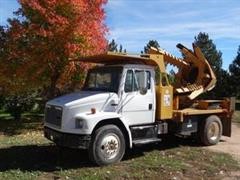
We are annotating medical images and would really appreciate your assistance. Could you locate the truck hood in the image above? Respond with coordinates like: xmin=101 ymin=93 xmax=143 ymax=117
xmin=47 ymin=91 xmax=118 ymax=109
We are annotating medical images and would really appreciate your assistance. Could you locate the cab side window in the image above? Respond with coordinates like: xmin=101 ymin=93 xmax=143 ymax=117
xmin=135 ymin=70 xmax=151 ymax=90
xmin=124 ymin=70 xmax=137 ymax=92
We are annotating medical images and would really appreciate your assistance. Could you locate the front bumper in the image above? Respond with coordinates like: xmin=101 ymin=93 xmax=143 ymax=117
xmin=44 ymin=127 xmax=91 ymax=149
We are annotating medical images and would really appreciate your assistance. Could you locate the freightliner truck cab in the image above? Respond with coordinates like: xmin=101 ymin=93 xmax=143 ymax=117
xmin=44 ymin=44 xmax=234 ymax=166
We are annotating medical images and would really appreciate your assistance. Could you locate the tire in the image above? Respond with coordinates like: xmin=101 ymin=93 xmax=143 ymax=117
xmin=200 ymin=115 xmax=222 ymax=146
xmin=89 ymin=125 xmax=126 ymax=166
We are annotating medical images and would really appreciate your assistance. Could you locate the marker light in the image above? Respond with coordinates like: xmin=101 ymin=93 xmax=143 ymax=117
xmin=91 ymin=108 xmax=96 ymax=114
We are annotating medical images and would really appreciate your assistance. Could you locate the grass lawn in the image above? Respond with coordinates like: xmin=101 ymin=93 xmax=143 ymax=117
xmin=0 ymin=100 xmax=239 ymax=179
xmin=0 ymin=117 xmax=239 ymax=179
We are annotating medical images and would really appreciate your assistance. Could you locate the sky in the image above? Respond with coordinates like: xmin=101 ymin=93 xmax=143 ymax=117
xmin=0 ymin=0 xmax=240 ymax=70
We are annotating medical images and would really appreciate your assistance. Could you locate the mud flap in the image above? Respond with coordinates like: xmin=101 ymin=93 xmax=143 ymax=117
xmin=222 ymin=117 xmax=232 ymax=137
xmin=222 ymin=97 xmax=235 ymax=137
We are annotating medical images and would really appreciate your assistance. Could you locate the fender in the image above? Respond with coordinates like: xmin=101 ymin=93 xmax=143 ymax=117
xmin=75 ymin=112 xmax=133 ymax=148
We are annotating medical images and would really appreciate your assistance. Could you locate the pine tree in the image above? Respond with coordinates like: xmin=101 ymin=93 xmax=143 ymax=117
xmin=144 ymin=40 xmax=160 ymax=53
xmin=119 ymin=44 xmax=123 ymax=53
xmin=108 ymin=39 xmax=127 ymax=53
xmin=229 ymin=46 xmax=240 ymax=98
xmin=0 ymin=26 xmax=6 ymax=55
xmin=108 ymin=39 xmax=118 ymax=52
xmin=194 ymin=32 xmax=222 ymax=73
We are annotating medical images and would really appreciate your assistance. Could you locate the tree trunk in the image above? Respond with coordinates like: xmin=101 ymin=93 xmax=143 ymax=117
xmin=46 ymin=73 xmax=61 ymax=100
xmin=12 ymin=111 xmax=21 ymax=121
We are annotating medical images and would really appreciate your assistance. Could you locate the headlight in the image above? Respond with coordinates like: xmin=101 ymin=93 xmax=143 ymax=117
xmin=75 ymin=118 xmax=87 ymax=129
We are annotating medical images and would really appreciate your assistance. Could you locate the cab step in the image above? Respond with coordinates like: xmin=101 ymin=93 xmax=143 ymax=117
xmin=133 ymin=138 xmax=161 ymax=145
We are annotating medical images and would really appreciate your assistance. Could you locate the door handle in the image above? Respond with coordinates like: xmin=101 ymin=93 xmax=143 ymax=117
xmin=111 ymin=103 xmax=118 ymax=106
xmin=149 ymin=104 xmax=153 ymax=110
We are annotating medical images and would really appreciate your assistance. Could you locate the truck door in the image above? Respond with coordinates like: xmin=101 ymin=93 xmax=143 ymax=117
xmin=119 ymin=69 xmax=155 ymax=125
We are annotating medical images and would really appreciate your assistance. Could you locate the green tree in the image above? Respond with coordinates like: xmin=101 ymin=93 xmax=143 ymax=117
xmin=4 ymin=93 xmax=37 ymax=121
xmin=215 ymin=69 xmax=232 ymax=97
xmin=194 ymin=32 xmax=222 ymax=73
xmin=119 ymin=44 xmax=123 ymax=53
xmin=194 ymin=32 xmax=227 ymax=98
xmin=108 ymin=39 xmax=118 ymax=52
xmin=229 ymin=46 xmax=240 ymax=98
xmin=108 ymin=39 xmax=126 ymax=53
xmin=144 ymin=40 xmax=160 ymax=53
xmin=0 ymin=26 xmax=7 ymax=55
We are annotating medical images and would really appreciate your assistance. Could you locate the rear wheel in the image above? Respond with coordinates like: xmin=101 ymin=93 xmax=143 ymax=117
xmin=200 ymin=115 xmax=222 ymax=146
xmin=89 ymin=125 xmax=125 ymax=166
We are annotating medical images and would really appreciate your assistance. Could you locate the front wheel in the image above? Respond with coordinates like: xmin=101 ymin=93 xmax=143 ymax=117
xmin=89 ymin=125 xmax=125 ymax=166
xmin=200 ymin=115 xmax=222 ymax=146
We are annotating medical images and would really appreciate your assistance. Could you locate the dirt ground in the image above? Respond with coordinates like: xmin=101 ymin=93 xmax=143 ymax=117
xmin=206 ymin=123 xmax=240 ymax=161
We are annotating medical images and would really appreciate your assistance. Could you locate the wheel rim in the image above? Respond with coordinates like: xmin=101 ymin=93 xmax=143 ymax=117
xmin=100 ymin=133 xmax=120 ymax=160
xmin=208 ymin=122 xmax=220 ymax=141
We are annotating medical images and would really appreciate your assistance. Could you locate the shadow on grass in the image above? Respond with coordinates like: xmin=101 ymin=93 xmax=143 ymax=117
xmin=0 ymin=144 xmax=93 ymax=172
xmin=125 ymin=135 xmax=200 ymax=161
xmin=0 ymin=135 xmax=199 ymax=172
xmin=0 ymin=117 xmax=43 ymax=136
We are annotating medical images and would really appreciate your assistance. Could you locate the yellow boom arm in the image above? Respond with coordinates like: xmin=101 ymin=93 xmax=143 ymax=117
xmin=148 ymin=43 xmax=216 ymax=100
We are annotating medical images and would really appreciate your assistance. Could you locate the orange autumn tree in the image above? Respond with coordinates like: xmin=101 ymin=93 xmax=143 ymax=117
xmin=0 ymin=0 xmax=107 ymax=98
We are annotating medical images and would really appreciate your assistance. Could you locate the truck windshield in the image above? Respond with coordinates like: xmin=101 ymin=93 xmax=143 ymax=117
xmin=83 ymin=66 xmax=123 ymax=93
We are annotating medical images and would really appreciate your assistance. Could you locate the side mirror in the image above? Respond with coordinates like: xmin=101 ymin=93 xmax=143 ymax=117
xmin=138 ymin=71 xmax=148 ymax=95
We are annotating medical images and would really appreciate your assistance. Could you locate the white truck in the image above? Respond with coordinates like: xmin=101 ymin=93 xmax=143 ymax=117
xmin=44 ymin=44 xmax=234 ymax=166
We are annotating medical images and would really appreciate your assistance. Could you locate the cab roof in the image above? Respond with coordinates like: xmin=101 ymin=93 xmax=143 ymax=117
xmin=76 ymin=52 xmax=158 ymax=66
xmin=93 ymin=63 xmax=154 ymax=70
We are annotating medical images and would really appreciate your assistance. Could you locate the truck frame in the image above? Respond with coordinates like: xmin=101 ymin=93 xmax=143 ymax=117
xmin=44 ymin=43 xmax=234 ymax=166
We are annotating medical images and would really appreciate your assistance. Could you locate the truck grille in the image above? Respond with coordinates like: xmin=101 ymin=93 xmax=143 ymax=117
xmin=45 ymin=105 xmax=63 ymax=127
